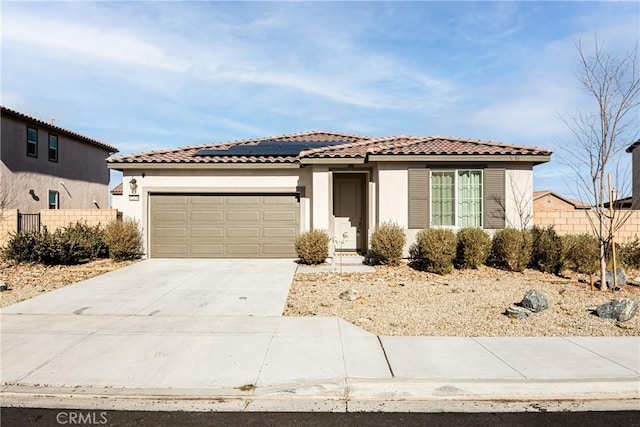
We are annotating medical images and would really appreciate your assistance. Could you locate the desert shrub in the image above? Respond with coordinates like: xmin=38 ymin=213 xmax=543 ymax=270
xmin=2 ymin=231 xmax=41 ymax=263
xmin=563 ymin=233 xmax=600 ymax=274
xmin=295 ymin=229 xmax=330 ymax=265
xmin=409 ymin=228 xmax=456 ymax=274
xmin=530 ymin=225 xmax=564 ymax=274
xmin=455 ymin=227 xmax=491 ymax=269
xmin=61 ymin=221 xmax=108 ymax=260
xmin=618 ymin=236 xmax=640 ymax=268
xmin=104 ymin=218 xmax=144 ymax=262
xmin=490 ymin=228 xmax=533 ymax=272
xmin=367 ymin=221 xmax=406 ymax=266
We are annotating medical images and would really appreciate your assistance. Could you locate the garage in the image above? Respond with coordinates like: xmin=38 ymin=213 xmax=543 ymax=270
xmin=149 ymin=194 xmax=299 ymax=258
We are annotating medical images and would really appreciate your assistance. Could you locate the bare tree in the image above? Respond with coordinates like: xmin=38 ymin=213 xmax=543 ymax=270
xmin=562 ymin=38 xmax=640 ymax=290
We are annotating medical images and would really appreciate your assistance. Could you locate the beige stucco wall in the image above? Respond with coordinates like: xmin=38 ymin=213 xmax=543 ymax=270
xmin=534 ymin=209 xmax=640 ymax=243
xmin=505 ymin=167 xmax=534 ymax=229
xmin=534 ymin=194 xmax=581 ymax=212
xmin=632 ymin=147 xmax=639 ymax=205
xmin=1 ymin=114 xmax=112 ymax=211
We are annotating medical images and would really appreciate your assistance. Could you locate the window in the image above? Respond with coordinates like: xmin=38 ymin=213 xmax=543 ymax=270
xmin=48 ymin=134 xmax=58 ymax=162
xmin=48 ymin=190 xmax=59 ymax=209
xmin=27 ymin=127 xmax=38 ymax=157
xmin=431 ymin=170 xmax=482 ymax=227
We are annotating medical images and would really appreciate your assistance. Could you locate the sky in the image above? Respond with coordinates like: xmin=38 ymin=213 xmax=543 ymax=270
xmin=2 ymin=1 xmax=639 ymax=199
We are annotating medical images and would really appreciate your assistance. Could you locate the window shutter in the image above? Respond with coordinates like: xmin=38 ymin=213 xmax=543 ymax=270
xmin=483 ymin=168 xmax=505 ymax=229
xmin=408 ymin=168 xmax=430 ymax=229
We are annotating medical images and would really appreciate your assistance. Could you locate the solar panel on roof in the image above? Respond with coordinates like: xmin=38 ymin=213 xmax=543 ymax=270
xmin=195 ymin=140 xmax=350 ymax=157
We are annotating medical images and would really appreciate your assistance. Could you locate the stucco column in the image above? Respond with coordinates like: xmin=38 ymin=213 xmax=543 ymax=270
xmin=311 ymin=167 xmax=331 ymax=231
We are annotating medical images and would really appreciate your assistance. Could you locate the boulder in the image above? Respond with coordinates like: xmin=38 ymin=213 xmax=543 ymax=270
xmin=596 ymin=299 xmax=638 ymax=322
xmin=629 ymin=277 xmax=640 ymax=287
xmin=506 ymin=305 xmax=531 ymax=320
xmin=339 ymin=289 xmax=361 ymax=301
xmin=605 ymin=267 xmax=627 ymax=288
xmin=521 ymin=290 xmax=548 ymax=313
xmin=0 ymin=280 xmax=6 ymax=291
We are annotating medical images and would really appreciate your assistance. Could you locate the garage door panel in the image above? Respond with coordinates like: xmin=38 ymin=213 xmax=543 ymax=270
xmin=191 ymin=211 xmax=224 ymax=222
xmin=227 ymin=211 xmax=260 ymax=221
xmin=150 ymin=194 xmax=299 ymax=258
xmin=190 ymin=227 xmax=223 ymax=238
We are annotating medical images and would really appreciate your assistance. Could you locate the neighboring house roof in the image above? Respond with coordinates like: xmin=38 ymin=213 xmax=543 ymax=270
xmin=1 ymin=106 xmax=118 ymax=153
xmin=626 ymin=139 xmax=640 ymax=153
xmin=533 ymin=190 xmax=591 ymax=209
xmin=110 ymin=183 xmax=123 ymax=195
xmin=603 ymin=196 xmax=635 ymax=209
xmin=107 ymin=131 xmax=552 ymax=166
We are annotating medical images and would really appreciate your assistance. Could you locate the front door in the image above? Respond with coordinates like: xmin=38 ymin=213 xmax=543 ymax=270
xmin=333 ymin=174 xmax=365 ymax=251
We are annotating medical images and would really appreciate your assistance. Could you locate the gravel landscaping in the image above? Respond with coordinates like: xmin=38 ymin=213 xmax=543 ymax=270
xmin=0 ymin=259 xmax=136 ymax=308
xmin=284 ymin=264 xmax=640 ymax=336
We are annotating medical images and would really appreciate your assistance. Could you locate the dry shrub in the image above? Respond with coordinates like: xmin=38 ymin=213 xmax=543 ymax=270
xmin=104 ymin=218 xmax=144 ymax=262
xmin=295 ymin=229 xmax=330 ymax=265
xmin=490 ymin=228 xmax=532 ymax=272
xmin=618 ymin=236 xmax=640 ymax=268
xmin=563 ymin=233 xmax=599 ymax=275
xmin=367 ymin=221 xmax=406 ymax=266
xmin=409 ymin=228 xmax=456 ymax=275
xmin=455 ymin=227 xmax=491 ymax=269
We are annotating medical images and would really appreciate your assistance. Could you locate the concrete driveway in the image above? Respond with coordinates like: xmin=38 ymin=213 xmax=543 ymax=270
xmin=2 ymin=259 xmax=298 ymax=316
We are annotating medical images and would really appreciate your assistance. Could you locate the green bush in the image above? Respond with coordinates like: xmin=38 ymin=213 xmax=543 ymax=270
xmin=2 ymin=227 xmax=86 ymax=265
xmin=455 ymin=227 xmax=491 ymax=269
xmin=295 ymin=229 xmax=330 ymax=265
xmin=62 ymin=221 xmax=108 ymax=260
xmin=2 ymin=231 xmax=41 ymax=263
xmin=104 ymin=219 xmax=144 ymax=262
xmin=530 ymin=225 xmax=564 ymax=274
xmin=562 ymin=233 xmax=600 ymax=275
xmin=409 ymin=228 xmax=456 ymax=274
xmin=490 ymin=228 xmax=533 ymax=272
xmin=618 ymin=236 xmax=640 ymax=268
xmin=367 ymin=221 xmax=406 ymax=266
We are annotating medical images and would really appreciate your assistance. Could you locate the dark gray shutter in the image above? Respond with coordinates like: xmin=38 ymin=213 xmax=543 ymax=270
xmin=408 ymin=169 xmax=430 ymax=229
xmin=483 ymin=168 xmax=506 ymax=229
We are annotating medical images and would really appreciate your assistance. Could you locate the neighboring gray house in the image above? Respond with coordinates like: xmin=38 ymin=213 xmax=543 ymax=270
xmin=0 ymin=106 xmax=118 ymax=213
xmin=107 ymin=131 xmax=551 ymax=259
xmin=627 ymin=139 xmax=640 ymax=208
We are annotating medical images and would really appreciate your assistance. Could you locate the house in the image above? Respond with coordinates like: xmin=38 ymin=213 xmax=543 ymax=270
xmin=110 ymin=182 xmax=123 ymax=211
xmin=627 ymin=139 xmax=639 ymax=208
xmin=533 ymin=190 xmax=591 ymax=212
xmin=1 ymin=106 xmax=118 ymax=213
xmin=107 ymin=131 xmax=551 ymax=258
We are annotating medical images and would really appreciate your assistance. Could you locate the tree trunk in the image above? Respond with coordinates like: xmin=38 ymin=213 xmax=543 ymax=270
xmin=599 ymin=241 xmax=607 ymax=291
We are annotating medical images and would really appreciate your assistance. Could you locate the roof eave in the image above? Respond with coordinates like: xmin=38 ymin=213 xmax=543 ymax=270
xmin=299 ymin=157 xmax=366 ymax=165
xmin=107 ymin=162 xmax=301 ymax=170
xmin=367 ymin=154 xmax=552 ymax=164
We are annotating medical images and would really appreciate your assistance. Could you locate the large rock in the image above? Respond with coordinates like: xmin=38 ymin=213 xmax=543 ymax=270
xmin=629 ymin=277 xmax=640 ymax=287
xmin=605 ymin=267 xmax=627 ymax=288
xmin=339 ymin=289 xmax=361 ymax=301
xmin=506 ymin=305 xmax=531 ymax=320
xmin=521 ymin=290 xmax=548 ymax=313
xmin=596 ymin=299 xmax=638 ymax=322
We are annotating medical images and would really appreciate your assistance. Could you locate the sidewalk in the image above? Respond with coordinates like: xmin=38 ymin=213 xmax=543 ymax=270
xmin=2 ymin=313 xmax=638 ymax=412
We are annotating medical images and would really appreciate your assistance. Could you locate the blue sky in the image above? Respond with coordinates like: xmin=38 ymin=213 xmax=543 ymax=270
xmin=2 ymin=1 xmax=638 ymax=198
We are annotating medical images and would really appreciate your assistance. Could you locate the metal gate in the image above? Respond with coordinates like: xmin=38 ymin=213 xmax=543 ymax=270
xmin=18 ymin=213 xmax=41 ymax=233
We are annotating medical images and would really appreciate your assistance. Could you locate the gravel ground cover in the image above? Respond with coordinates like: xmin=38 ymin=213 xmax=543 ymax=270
xmin=284 ymin=264 xmax=640 ymax=336
xmin=0 ymin=259 xmax=136 ymax=308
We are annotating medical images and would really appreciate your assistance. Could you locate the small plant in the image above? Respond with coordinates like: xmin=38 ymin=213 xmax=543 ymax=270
xmin=530 ymin=225 xmax=564 ymax=275
xmin=62 ymin=221 xmax=108 ymax=260
xmin=295 ymin=229 xmax=330 ymax=265
xmin=490 ymin=228 xmax=532 ymax=272
xmin=2 ymin=231 xmax=41 ymax=263
xmin=455 ymin=227 xmax=491 ymax=269
xmin=409 ymin=228 xmax=456 ymax=274
xmin=617 ymin=236 xmax=640 ymax=268
xmin=367 ymin=221 xmax=406 ymax=266
xmin=104 ymin=218 xmax=144 ymax=262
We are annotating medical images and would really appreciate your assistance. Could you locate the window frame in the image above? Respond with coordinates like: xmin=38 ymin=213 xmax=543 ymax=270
xmin=429 ymin=169 xmax=483 ymax=228
xmin=26 ymin=126 xmax=38 ymax=158
xmin=48 ymin=134 xmax=59 ymax=162
xmin=48 ymin=190 xmax=59 ymax=209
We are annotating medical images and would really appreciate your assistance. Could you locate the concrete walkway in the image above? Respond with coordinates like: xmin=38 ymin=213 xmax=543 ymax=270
xmin=1 ymin=260 xmax=639 ymax=412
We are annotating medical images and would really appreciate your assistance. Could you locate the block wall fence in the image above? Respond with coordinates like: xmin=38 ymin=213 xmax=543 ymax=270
xmin=534 ymin=210 xmax=640 ymax=243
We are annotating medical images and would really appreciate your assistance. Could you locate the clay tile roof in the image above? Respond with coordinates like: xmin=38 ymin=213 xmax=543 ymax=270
xmin=107 ymin=131 xmax=369 ymax=164
xmin=1 ymin=106 xmax=118 ymax=153
xmin=107 ymin=132 xmax=552 ymax=165
xmin=110 ymin=183 xmax=123 ymax=195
